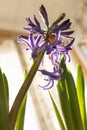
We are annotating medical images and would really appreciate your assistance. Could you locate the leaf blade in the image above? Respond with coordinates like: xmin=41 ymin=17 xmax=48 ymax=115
xmin=0 ymin=68 xmax=10 ymax=130
xmin=76 ymin=65 xmax=87 ymax=130
xmin=3 ymin=73 xmax=9 ymax=112
xmin=58 ymin=76 xmax=76 ymax=130
xmin=49 ymin=91 xmax=66 ymax=130
xmin=63 ymin=66 xmax=83 ymax=130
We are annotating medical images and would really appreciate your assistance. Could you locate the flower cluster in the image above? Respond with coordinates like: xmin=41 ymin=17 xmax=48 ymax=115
xmin=18 ymin=5 xmax=75 ymax=89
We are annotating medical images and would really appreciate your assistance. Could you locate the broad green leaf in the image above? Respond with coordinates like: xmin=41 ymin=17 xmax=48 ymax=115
xmin=0 ymin=68 xmax=10 ymax=130
xmin=65 ymin=67 xmax=83 ymax=130
xmin=58 ymin=62 xmax=83 ymax=130
xmin=58 ymin=74 xmax=76 ymax=130
xmin=3 ymin=73 xmax=9 ymax=112
xmin=15 ymin=70 xmax=27 ymax=130
xmin=76 ymin=65 xmax=87 ymax=130
xmin=49 ymin=91 xmax=66 ymax=130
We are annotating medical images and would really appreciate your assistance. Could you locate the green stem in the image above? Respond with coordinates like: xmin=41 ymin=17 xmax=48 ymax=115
xmin=9 ymin=50 xmax=44 ymax=130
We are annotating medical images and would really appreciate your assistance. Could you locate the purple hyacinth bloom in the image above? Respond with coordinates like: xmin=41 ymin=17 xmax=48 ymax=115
xmin=18 ymin=5 xmax=75 ymax=90
xmin=38 ymin=67 xmax=63 ymax=90
xmin=18 ymin=32 xmax=47 ymax=60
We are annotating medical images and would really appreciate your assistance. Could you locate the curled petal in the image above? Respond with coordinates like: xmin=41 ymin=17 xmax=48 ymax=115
xmin=39 ymin=78 xmax=54 ymax=90
xmin=39 ymin=78 xmax=51 ymax=89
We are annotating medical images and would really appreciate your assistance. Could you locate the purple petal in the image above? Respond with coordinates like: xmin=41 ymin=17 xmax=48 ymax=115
xmin=26 ymin=17 xmax=36 ymax=27
xmin=29 ymin=33 xmax=35 ymax=49
xmin=56 ymin=45 xmax=67 ymax=52
xmin=23 ymin=27 xmax=34 ymax=33
xmin=35 ymin=34 xmax=43 ymax=46
xmin=58 ymin=19 xmax=72 ymax=30
xmin=43 ymin=79 xmax=54 ymax=90
xmin=34 ymin=15 xmax=41 ymax=28
xmin=51 ymin=13 xmax=66 ymax=27
xmin=66 ymin=53 xmax=71 ymax=62
xmin=38 ymin=69 xmax=61 ymax=80
xmin=39 ymin=5 xmax=49 ymax=27
xmin=51 ymin=51 xmax=59 ymax=65
xmin=65 ymin=38 xmax=75 ymax=48
xmin=39 ymin=78 xmax=51 ymax=89
xmin=18 ymin=35 xmax=32 ymax=49
xmin=39 ymin=78 xmax=54 ymax=90
xmin=49 ymin=13 xmax=66 ymax=33
xmin=31 ymin=50 xmax=38 ymax=60
xmin=38 ymin=40 xmax=48 ymax=52
xmin=61 ymin=30 xmax=74 ymax=36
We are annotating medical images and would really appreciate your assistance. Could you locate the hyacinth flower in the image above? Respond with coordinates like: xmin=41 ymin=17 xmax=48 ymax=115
xmin=18 ymin=32 xmax=48 ymax=60
xmin=9 ymin=5 xmax=75 ymax=130
xmin=17 ymin=4 xmax=75 ymax=89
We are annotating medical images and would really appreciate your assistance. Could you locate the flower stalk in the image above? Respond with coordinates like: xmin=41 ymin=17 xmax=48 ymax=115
xmin=9 ymin=50 xmax=44 ymax=130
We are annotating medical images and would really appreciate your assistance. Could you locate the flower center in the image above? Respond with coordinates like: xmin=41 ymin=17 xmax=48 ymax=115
xmin=49 ymin=34 xmax=55 ymax=43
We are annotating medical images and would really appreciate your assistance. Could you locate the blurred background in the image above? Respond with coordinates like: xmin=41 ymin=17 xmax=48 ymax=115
xmin=0 ymin=0 xmax=82 ymax=31
xmin=0 ymin=0 xmax=87 ymax=130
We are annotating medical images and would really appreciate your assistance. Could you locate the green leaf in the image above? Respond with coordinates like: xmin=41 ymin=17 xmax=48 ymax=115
xmin=65 ymin=67 xmax=83 ymax=130
xmin=76 ymin=65 xmax=87 ymax=130
xmin=49 ymin=91 xmax=66 ymax=130
xmin=15 ymin=95 xmax=27 ymax=130
xmin=3 ymin=73 xmax=9 ymax=112
xmin=58 ymin=64 xmax=83 ymax=130
xmin=0 ymin=68 xmax=10 ymax=130
xmin=15 ymin=70 xmax=28 ymax=130
xmin=58 ymin=74 xmax=76 ymax=130
xmin=23 ymin=70 xmax=28 ymax=80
